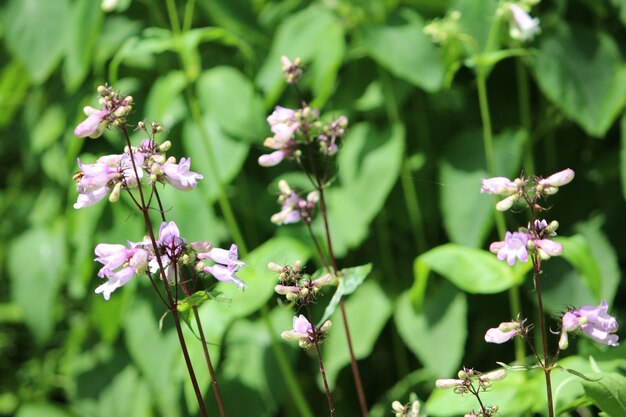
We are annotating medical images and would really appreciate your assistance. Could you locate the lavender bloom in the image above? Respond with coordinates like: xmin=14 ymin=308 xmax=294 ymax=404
xmin=199 ymin=243 xmax=246 ymax=289
xmin=281 ymin=314 xmax=312 ymax=342
xmin=271 ymin=180 xmax=319 ymax=225
xmin=161 ymin=157 xmax=203 ymax=191
xmin=267 ymin=106 xmax=300 ymax=142
xmin=535 ymin=239 xmax=563 ymax=259
xmin=537 ymin=168 xmax=575 ymax=195
xmin=508 ymin=3 xmax=540 ymax=41
xmin=75 ymin=106 xmax=111 ymax=138
xmin=561 ymin=301 xmax=619 ymax=347
xmin=485 ymin=321 xmax=521 ymax=344
xmin=480 ymin=177 xmax=519 ymax=196
xmin=489 ymin=231 xmax=529 ymax=265
xmin=94 ymin=243 xmax=148 ymax=300
xmin=157 ymin=221 xmax=186 ymax=259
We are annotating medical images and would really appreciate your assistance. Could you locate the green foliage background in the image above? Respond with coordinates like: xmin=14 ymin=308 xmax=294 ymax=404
xmin=1 ymin=0 xmax=625 ymax=416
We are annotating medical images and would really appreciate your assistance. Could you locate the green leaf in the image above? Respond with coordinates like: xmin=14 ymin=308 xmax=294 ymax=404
xmin=7 ymin=224 xmax=66 ymax=344
xmin=319 ymin=263 xmax=372 ymax=325
xmin=395 ymin=283 xmax=467 ymax=377
xmin=0 ymin=60 xmax=31 ymax=128
xmin=2 ymin=0 xmax=70 ymax=83
xmin=325 ymin=122 xmax=404 ymax=256
xmin=557 ymin=235 xmax=602 ymax=300
xmin=453 ymin=0 xmax=499 ymax=54
xmin=31 ymin=106 xmax=65 ymax=154
xmin=196 ymin=67 xmax=266 ymax=143
xmin=62 ymin=0 xmax=103 ymax=92
xmin=582 ymin=372 xmax=626 ymax=416
xmin=363 ymin=9 xmax=444 ymax=92
xmin=411 ymin=244 xmax=525 ymax=305
xmin=95 ymin=366 xmax=152 ymax=417
xmin=15 ymin=404 xmax=73 ymax=417
xmin=144 ymin=71 xmax=188 ymax=127
xmin=533 ymin=25 xmax=626 ymax=137
xmin=256 ymin=5 xmax=345 ymax=108
xmin=439 ymin=128 xmax=524 ymax=248
xmin=322 ymin=280 xmax=392 ymax=389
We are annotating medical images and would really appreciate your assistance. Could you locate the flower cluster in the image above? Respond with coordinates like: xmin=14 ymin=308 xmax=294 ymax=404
xmin=73 ymin=138 xmax=202 ymax=208
xmin=489 ymin=219 xmax=562 ymax=265
xmin=436 ymin=368 xmax=505 ymax=417
xmin=269 ymin=260 xmax=334 ymax=303
xmin=281 ymin=55 xmax=304 ymax=84
xmin=391 ymin=399 xmax=424 ymax=417
xmin=271 ymin=180 xmax=319 ymax=225
xmin=74 ymin=84 xmax=134 ymax=138
xmin=559 ymin=301 xmax=619 ymax=348
xmin=94 ymin=221 xmax=245 ymax=300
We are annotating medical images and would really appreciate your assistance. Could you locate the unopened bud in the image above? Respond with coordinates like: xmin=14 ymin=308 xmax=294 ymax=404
xmin=496 ymin=194 xmax=518 ymax=211
xmin=299 ymin=287 xmax=309 ymax=297
xmin=558 ymin=329 xmax=569 ymax=350
xmin=435 ymin=378 xmax=464 ymax=389
xmin=97 ymin=85 xmax=108 ymax=95
xmin=113 ymin=106 xmax=128 ymax=117
xmin=546 ymin=220 xmax=559 ymax=234
xmin=320 ymin=320 xmax=332 ymax=333
xmin=286 ymin=293 xmax=298 ymax=302
xmin=293 ymin=260 xmax=302 ymax=272
xmin=391 ymin=401 xmax=404 ymax=412
xmin=137 ymin=121 xmax=146 ymax=130
xmin=481 ymin=369 xmax=506 ymax=382
xmin=498 ymin=321 xmax=520 ymax=332
xmin=268 ymin=262 xmax=283 ymax=273
xmin=124 ymin=96 xmax=133 ymax=105
xmin=278 ymin=179 xmax=292 ymax=195
xmin=109 ymin=182 xmax=122 ymax=203
xmin=159 ymin=140 xmax=172 ymax=152
xmin=458 ymin=369 xmax=468 ymax=379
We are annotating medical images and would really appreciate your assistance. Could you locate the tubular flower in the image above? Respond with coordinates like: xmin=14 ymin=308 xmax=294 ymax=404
xmin=480 ymin=177 xmax=519 ymax=196
xmin=161 ymin=157 xmax=203 ymax=191
xmin=508 ymin=3 xmax=540 ymax=41
xmin=485 ymin=320 xmax=522 ymax=344
xmin=94 ymin=243 xmax=148 ymax=300
xmin=560 ymin=301 xmax=619 ymax=348
xmin=199 ymin=243 xmax=246 ymax=289
xmin=489 ymin=231 xmax=529 ymax=265
xmin=74 ymin=85 xmax=133 ymax=138
xmin=537 ymin=168 xmax=575 ymax=195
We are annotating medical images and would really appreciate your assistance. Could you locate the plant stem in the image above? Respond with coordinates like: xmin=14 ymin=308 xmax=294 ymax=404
xmin=121 ymin=126 xmax=209 ymax=417
xmin=305 ymin=304 xmax=336 ymax=417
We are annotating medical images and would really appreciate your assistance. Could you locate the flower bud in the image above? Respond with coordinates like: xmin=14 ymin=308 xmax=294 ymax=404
xmin=299 ymin=287 xmax=309 ymax=297
xmin=558 ymin=329 xmax=569 ymax=350
xmin=109 ymin=182 xmax=122 ymax=202
xmin=286 ymin=292 xmax=298 ymax=302
xmin=546 ymin=220 xmax=559 ymax=234
xmin=278 ymin=179 xmax=292 ymax=195
xmin=495 ymin=194 xmax=518 ymax=211
xmin=480 ymin=369 xmax=506 ymax=382
xmin=159 ymin=140 xmax=172 ymax=152
xmin=268 ymin=262 xmax=283 ymax=273
xmin=97 ymin=85 xmax=108 ymax=95
xmin=391 ymin=401 xmax=404 ymax=413
xmin=435 ymin=378 xmax=464 ymax=389
xmin=320 ymin=320 xmax=332 ymax=333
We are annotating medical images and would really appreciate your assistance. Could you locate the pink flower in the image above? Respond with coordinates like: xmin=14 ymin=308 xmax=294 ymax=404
xmin=203 ymin=264 xmax=245 ymax=289
xmin=162 ymin=157 xmax=203 ymax=190
xmin=199 ymin=243 xmax=246 ymax=289
xmin=258 ymin=150 xmax=287 ymax=167
xmin=538 ymin=168 xmax=575 ymax=195
xmin=271 ymin=180 xmax=318 ymax=225
xmin=281 ymin=315 xmax=312 ymax=342
xmin=267 ymin=106 xmax=300 ymax=142
xmin=490 ymin=231 xmax=529 ymax=265
xmin=157 ymin=221 xmax=185 ymax=258
xmin=484 ymin=321 xmax=521 ymax=344
xmin=535 ymin=239 xmax=563 ymax=258
xmin=561 ymin=301 xmax=619 ymax=347
xmin=94 ymin=243 xmax=148 ymax=300
xmin=75 ymin=106 xmax=110 ymax=138
xmin=480 ymin=177 xmax=519 ymax=196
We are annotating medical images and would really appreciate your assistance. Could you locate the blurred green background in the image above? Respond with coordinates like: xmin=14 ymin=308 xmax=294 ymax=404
xmin=1 ymin=0 xmax=626 ymax=416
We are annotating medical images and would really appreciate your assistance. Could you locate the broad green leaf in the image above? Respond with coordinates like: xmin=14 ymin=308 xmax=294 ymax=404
xmin=182 ymin=118 xmax=249 ymax=203
xmin=394 ymin=283 xmax=467 ymax=377
xmin=31 ymin=106 xmax=65 ymax=154
xmin=453 ymin=0 xmax=498 ymax=54
xmin=411 ymin=244 xmax=523 ymax=304
xmin=440 ymin=128 xmax=524 ymax=248
xmin=7 ymin=224 xmax=66 ymax=344
xmin=96 ymin=366 xmax=151 ymax=417
xmin=533 ymin=25 xmax=626 ymax=137
xmin=256 ymin=5 xmax=345 ymax=108
xmin=15 ymin=404 xmax=73 ymax=417
xmin=319 ymin=263 xmax=372 ymax=325
xmin=196 ymin=67 xmax=266 ymax=143
xmin=557 ymin=235 xmax=602 ymax=300
xmin=124 ymin=298 xmax=181 ymax=417
xmin=363 ymin=9 xmax=444 ymax=92
xmin=144 ymin=71 xmax=187 ymax=127
xmin=95 ymin=16 xmax=143 ymax=74
xmin=62 ymin=0 xmax=103 ymax=92
xmin=325 ymin=123 xmax=404 ymax=256
xmin=322 ymin=280 xmax=392 ymax=389
xmin=0 ymin=60 xmax=31 ymax=128
xmin=2 ymin=0 xmax=70 ymax=83
xmin=582 ymin=372 xmax=626 ymax=416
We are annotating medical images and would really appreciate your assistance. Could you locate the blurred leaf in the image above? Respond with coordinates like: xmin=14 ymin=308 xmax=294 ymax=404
xmin=109 ymin=28 xmax=175 ymax=82
xmin=411 ymin=244 xmax=523 ymax=306
xmin=319 ymin=263 xmax=372 ymax=325
xmin=395 ymin=282 xmax=467 ymax=377
xmin=557 ymin=235 xmax=602 ymax=300
xmin=363 ymin=9 xmax=444 ymax=92
xmin=182 ymin=118 xmax=249 ymax=203
xmin=440 ymin=128 xmax=524 ymax=248
xmin=326 ymin=123 xmax=404 ymax=256
xmin=63 ymin=0 xmax=103 ymax=92
xmin=7 ymin=224 xmax=66 ymax=344
xmin=95 ymin=16 xmax=142 ymax=73
xmin=322 ymin=280 xmax=392 ymax=389
xmin=582 ymin=372 xmax=626 ymax=416
xmin=31 ymin=106 xmax=65 ymax=154
xmin=369 ymin=369 xmax=431 ymax=417
xmin=196 ymin=67 xmax=266 ymax=143
xmin=575 ymin=216 xmax=620 ymax=304
xmin=453 ymin=0 xmax=499 ymax=54
xmin=533 ymin=25 xmax=626 ymax=137
xmin=96 ymin=365 xmax=152 ymax=417
xmin=0 ymin=60 xmax=30 ymax=128
xmin=256 ymin=5 xmax=345 ymax=108
xmin=2 ymin=0 xmax=70 ymax=83
xmin=144 ymin=71 xmax=187 ymax=126
xmin=124 ymin=298 xmax=181 ymax=417
xmin=15 ymin=404 xmax=72 ymax=417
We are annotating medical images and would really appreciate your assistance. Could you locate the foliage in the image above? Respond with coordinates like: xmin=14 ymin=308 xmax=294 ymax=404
xmin=1 ymin=0 xmax=625 ymax=416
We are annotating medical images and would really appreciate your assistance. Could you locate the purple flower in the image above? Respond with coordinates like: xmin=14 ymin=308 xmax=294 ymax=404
xmin=561 ymin=301 xmax=619 ymax=347
xmin=94 ymin=243 xmax=148 ymax=300
xmin=271 ymin=180 xmax=318 ymax=225
xmin=258 ymin=150 xmax=287 ymax=167
xmin=484 ymin=321 xmax=521 ymax=344
xmin=75 ymin=106 xmax=110 ymax=138
xmin=199 ymin=243 xmax=246 ymax=289
xmin=489 ymin=231 xmax=529 ymax=265
xmin=162 ymin=157 xmax=203 ymax=190
xmin=535 ymin=239 xmax=563 ymax=258
xmin=538 ymin=168 xmax=575 ymax=195
xmin=157 ymin=221 xmax=186 ymax=259
xmin=480 ymin=177 xmax=519 ymax=196
xmin=267 ymin=106 xmax=300 ymax=142
xmin=281 ymin=315 xmax=312 ymax=342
